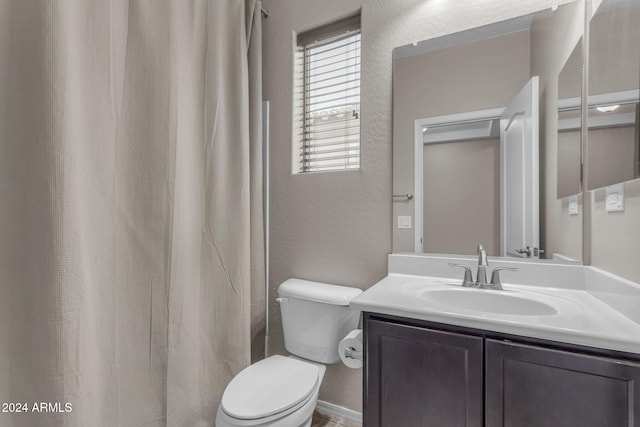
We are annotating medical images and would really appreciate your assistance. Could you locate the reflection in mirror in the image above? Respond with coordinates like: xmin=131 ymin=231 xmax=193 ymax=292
xmin=557 ymin=38 xmax=582 ymax=199
xmin=415 ymin=79 xmax=539 ymax=259
xmin=587 ymin=0 xmax=640 ymax=284
xmin=587 ymin=102 xmax=639 ymax=188
xmin=420 ymin=117 xmax=501 ymax=256
xmin=392 ymin=1 xmax=585 ymax=262
xmin=587 ymin=0 xmax=640 ymax=191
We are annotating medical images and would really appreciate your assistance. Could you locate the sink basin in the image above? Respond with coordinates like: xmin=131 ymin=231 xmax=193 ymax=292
xmin=421 ymin=288 xmax=557 ymax=316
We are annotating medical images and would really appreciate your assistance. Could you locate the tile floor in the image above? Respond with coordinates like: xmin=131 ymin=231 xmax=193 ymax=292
xmin=311 ymin=411 xmax=361 ymax=427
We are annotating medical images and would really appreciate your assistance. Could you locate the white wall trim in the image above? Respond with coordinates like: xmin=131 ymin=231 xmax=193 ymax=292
xmin=315 ymin=400 xmax=363 ymax=424
xmin=413 ymin=119 xmax=424 ymax=253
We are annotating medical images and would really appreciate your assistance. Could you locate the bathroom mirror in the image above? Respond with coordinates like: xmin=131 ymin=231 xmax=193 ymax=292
xmin=586 ymin=0 xmax=640 ymax=191
xmin=557 ymin=39 xmax=582 ymax=199
xmin=392 ymin=1 xmax=585 ymax=261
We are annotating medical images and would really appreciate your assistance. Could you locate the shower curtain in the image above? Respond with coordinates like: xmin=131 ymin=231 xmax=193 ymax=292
xmin=0 ymin=0 xmax=264 ymax=425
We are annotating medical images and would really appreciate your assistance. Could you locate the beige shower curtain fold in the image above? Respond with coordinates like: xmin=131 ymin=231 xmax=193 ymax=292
xmin=0 ymin=1 xmax=263 ymax=426
xmin=247 ymin=0 xmax=266 ymax=366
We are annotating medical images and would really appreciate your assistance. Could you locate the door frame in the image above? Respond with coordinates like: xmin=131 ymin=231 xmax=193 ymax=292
xmin=413 ymin=108 xmax=504 ymax=252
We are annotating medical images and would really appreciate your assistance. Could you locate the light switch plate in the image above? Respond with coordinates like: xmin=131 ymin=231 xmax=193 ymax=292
xmin=397 ymin=216 xmax=412 ymax=229
xmin=568 ymin=195 xmax=579 ymax=215
xmin=605 ymin=184 xmax=624 ymax=212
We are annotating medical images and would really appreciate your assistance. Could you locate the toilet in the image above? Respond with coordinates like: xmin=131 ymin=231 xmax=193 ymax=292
xmin=216 ymin=278 xmax=363 ymax=427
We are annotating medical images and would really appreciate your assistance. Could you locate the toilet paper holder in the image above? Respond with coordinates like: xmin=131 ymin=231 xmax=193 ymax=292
xmin=344 ymin=346 xmax=363 ymax=361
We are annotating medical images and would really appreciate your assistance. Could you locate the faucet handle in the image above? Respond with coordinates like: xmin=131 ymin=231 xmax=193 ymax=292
xmin=489 ymin=267 xmax=519 ymax=290
xmin=448 ymin=263 xmax=474 ymax=287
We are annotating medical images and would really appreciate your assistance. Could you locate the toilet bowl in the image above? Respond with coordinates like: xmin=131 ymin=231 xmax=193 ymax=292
xmin=216 ymin=355 xmax=326 ymax=427
xmin=216 ymin=279 xmax=362 ymax=427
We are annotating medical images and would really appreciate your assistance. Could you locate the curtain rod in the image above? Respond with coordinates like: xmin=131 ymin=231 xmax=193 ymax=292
xmin=261 ymin=6 xmax=270 ymax=18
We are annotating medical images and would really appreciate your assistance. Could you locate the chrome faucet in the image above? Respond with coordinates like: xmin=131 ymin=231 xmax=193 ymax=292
xmin=448 ymin=263 xmax=474 ymax=287
xmin=449 ymin=244 xmax=519 ymax=290
xmin=476 ymin=245 xmax=488 ymax=287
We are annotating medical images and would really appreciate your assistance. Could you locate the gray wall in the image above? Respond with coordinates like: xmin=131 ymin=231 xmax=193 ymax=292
xmin=263 ymin=0 xmax=586 ymax=413
xmin=591 ymin=178 xmax=640 ymax=282
xmin=587 ymin=126 xmax=637 ymax=189
xmin=423 ymin=139 xmax=500 ymax=256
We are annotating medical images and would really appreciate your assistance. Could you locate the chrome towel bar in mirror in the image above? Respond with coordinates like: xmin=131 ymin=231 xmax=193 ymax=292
xmin=392 ymin=193 xmax=414 ymax=201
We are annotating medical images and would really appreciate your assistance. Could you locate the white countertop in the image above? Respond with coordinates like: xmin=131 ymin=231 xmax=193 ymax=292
xmin=351 ymin=255 xmax=640 ymax=355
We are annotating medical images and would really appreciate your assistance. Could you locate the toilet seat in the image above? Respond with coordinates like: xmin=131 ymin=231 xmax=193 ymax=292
xmin=221 ymin=355 xmax=320 ymax=422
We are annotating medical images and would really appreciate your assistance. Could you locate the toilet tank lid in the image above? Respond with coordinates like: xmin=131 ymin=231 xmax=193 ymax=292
xmin=278 ymin=278 xmax=363 ymax=306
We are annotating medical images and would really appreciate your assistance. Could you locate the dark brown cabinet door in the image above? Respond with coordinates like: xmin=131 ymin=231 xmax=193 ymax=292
xmin=486 ymin=339 xmax=640 ymax=427
xmin=364 ymin=318 xmax=483 ymax=427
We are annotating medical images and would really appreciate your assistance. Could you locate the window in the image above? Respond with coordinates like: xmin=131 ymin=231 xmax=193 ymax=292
xmin=294 ymin=14 xmax=361 ymax=173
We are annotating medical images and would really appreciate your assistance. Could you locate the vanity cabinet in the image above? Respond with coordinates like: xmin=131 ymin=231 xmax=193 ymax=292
xmin=365 ymin=318 xmax=483 ymax=427
xmin=485 ymin=339 xmax=640 ymax=427
xmin=364 ymin=313 xmax=640 ymax=427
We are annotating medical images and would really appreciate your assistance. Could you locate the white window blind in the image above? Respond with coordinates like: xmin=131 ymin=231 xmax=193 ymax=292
xmin=294 ymin=16 xmax=361 ymax=173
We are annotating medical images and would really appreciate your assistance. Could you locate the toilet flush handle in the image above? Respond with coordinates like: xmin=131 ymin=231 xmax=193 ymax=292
xmin=276 ymin=297 xmax=288 ymax=304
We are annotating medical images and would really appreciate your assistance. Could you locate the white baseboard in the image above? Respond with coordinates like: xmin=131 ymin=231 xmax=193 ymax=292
xmin=315 ymin=400 xmax=362 ymax=424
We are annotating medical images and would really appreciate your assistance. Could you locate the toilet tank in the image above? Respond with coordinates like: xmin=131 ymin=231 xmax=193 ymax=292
xmin=277 ymin=279 xmax=363 ymax=364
